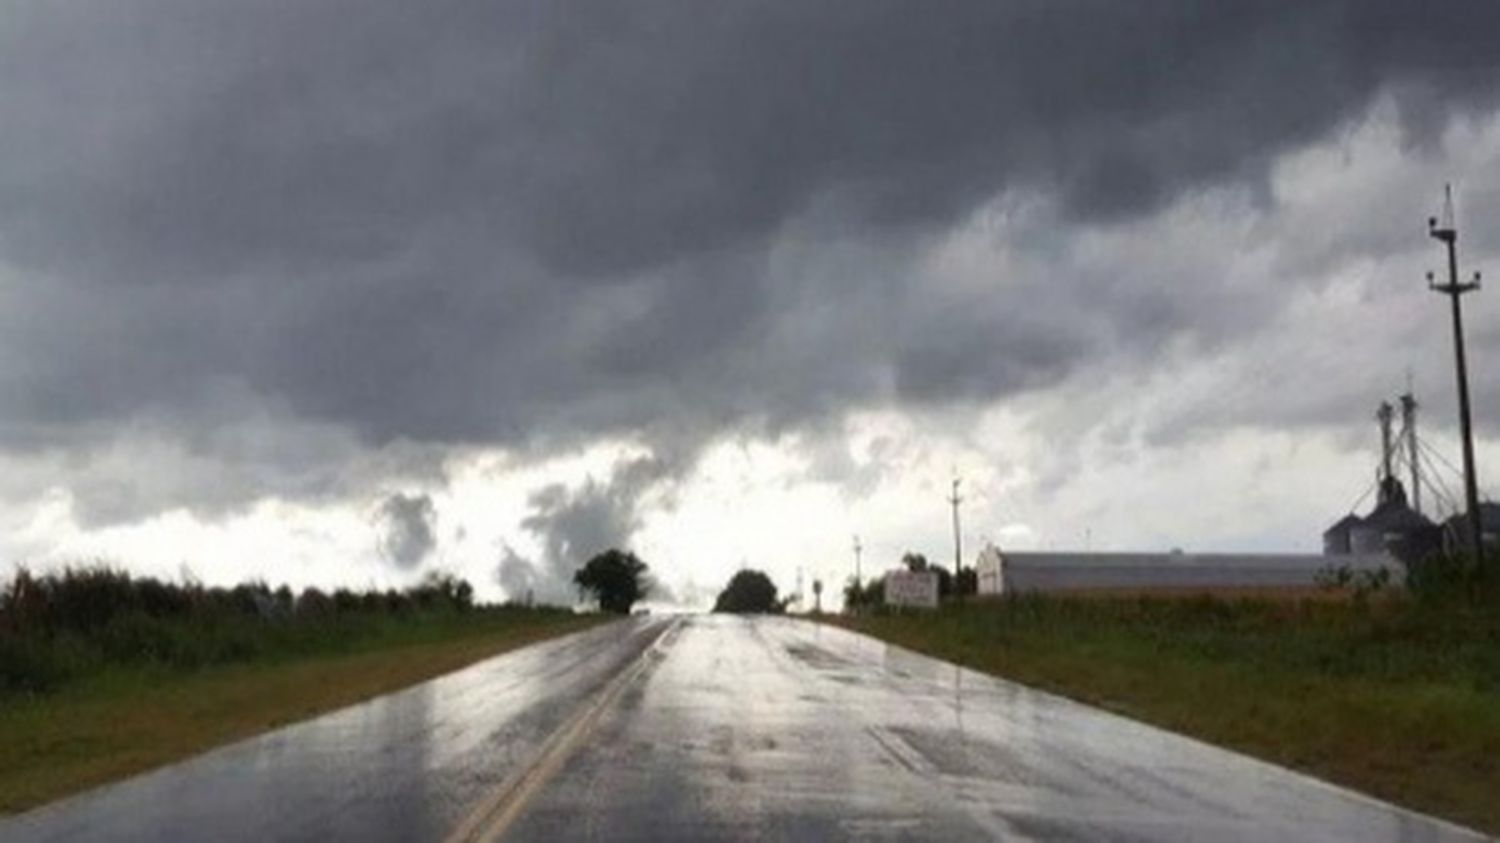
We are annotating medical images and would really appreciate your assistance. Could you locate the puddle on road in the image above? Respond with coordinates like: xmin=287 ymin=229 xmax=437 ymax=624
xmin=782 ymin=642 xmax=856 ymax=670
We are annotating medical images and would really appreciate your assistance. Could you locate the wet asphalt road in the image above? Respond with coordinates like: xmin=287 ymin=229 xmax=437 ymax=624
xmin=3 ymin=614 xmax=1488 ymax=842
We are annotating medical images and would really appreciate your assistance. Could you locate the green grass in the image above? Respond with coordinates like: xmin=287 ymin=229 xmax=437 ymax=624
xmin=0 ymin=607 xmax=606 ymax=813
xmin=835 ymin=594 xmax=1500 ymax=835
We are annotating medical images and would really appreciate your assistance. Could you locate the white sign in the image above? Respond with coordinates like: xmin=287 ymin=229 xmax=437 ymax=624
xmin=885 ymin=570 xmax=939 ymax=609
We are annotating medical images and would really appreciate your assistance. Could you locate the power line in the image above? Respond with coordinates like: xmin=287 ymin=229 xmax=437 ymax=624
xmin=1344 ymin=474 xmax=1379 ymax=516
xmin=1416 ymin=439 xmax=1462 ymax=518
xmin=1416 ymin=436 xmax=1471 ymax=518
xmin=1417 ymin=433 xmax=1466 ymax=483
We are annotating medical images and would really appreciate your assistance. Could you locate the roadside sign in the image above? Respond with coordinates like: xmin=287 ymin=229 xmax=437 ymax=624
xmin=885 ymin=570 xmax=939 ymax=609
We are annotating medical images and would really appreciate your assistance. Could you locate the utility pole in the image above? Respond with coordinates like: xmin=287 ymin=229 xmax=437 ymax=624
xmin=852 ymin=535 xmax=863 ymax=587
xmin=1401 ymin=391 xmax=1421 ymax=515
xmin=948 ymin=476 xmax=963 ymax=582
xmin=1428 ymin=184 xmax=1485 ymax=557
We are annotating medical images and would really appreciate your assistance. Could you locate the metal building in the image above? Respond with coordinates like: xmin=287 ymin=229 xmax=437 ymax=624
xmin=1322 ymin=514 xmax=1361 ymax=555
xmin=973 ymin=544 xmax=1397 ymax=596
xmin=1440 ymin=501 xmax=1500 ymax=553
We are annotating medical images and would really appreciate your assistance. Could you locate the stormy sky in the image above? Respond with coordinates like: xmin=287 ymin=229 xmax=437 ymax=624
xmin=4 ymin=1 xmax=1500 ymax=605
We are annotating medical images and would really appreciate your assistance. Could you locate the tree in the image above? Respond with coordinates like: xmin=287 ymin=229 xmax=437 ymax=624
xmin=574 ymin=549 xmax=649 ymax=614
xmin=843 ymin=574 xmax=884 ymax=613
xmin=954 ymin=566 xmax=977 ymax=597
xmin=713 ymin=569 xmax=781 ymax=614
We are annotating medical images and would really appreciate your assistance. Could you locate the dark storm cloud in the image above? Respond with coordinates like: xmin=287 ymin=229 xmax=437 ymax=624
xmin=376 ymin=492 xmax=438 ymax=569
xmin=3 ymin=0 xmax=1500 ymax=516
xmin=498 ymin=455 xmax=671 ymax=603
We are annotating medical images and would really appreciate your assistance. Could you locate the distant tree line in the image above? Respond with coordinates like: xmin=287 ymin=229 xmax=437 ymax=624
xmin=0 ymin=566 xmax=499 ymax=696
xmin=2 ymin=566 xmax=475 ymax=631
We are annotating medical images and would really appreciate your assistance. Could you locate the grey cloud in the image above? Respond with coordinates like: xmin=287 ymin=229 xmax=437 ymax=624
xmin=376 ymin=492 xmax=438 ymax=570
xmin=0 ymin=408 xmax=451 ymax=529
xmin=3 ymin=1 xmax=1500 ymax=520
xmin=500 ymin=454 xmax=673 ymax=604
xmin=495 ymin=545 xmax=539 ymax=604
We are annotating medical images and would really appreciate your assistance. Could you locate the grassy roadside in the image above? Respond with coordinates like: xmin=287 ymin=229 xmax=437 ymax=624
xmin=833 ymin=595 xmax=1500 ymax=835
xmin=1 ymin=609 xmax=606 ymax=814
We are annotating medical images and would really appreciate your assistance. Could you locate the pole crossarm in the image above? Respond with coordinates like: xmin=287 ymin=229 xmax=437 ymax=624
xmin=1429 ymin=281 xmax=1480 ymax=295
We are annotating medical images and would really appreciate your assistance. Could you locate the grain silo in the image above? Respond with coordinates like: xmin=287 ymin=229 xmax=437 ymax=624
xmin=1323 ymin=513 xmax=1362 ymax=555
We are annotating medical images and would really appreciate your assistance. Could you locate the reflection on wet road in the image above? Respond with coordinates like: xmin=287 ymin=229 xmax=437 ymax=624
xmin=3 ymin=615 xmax=1488 ymax=841
xmin=505 ymin=616 xmax=1487 ymax=842
xmin=2 ymin=619 xmax=671 ymax=843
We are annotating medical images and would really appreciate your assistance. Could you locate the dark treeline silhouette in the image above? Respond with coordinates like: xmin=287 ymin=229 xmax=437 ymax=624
xmin=0 ymin=566 xmax=524 ymax=697
xmin=843 ymin=575 xmax=884 ymax=611
xmin=713 ymin=569 xmax=783 ymax=614
xmin=573 ymin=549 xmax=651 ymax=614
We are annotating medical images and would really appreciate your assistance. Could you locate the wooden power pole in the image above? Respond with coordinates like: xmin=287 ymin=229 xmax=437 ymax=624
xmin=1428 ymin=185 xmax=1485 ymax=557
xmin=949 ymin=476 xmax=963 ymax=583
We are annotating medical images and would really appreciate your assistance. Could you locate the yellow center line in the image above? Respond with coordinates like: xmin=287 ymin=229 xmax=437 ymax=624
xmin=444 ymin=617 xmax=678 ymax=843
